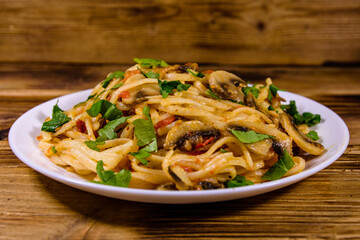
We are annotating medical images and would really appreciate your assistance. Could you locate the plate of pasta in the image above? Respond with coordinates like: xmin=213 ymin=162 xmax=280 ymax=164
xmin=9 ymin=59 xmax=349 ymax=203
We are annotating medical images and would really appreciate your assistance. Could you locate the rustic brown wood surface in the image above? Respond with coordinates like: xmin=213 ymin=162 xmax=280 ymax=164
xmin=1 ymin=0 xmax=360 ymax=65
xmin=0 ymin=63 xmax=359 ymax=239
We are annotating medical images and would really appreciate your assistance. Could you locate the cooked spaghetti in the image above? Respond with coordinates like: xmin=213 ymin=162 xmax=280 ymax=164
xmin=38 ymin=59 xmax=325 ymax=190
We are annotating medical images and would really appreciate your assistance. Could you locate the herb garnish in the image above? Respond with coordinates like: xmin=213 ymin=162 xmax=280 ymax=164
xmin=86 ymin=100 xmax=123 ymax=120
xmin=158 ymin=80 xmax=191 ymax=98
xmin=93 ymin=160 xmax=131 ymax=187
xmin=102 ymin=71 xmax=124 ymax=88
xmin=219 ymin=148 xmax=228 ymax=153
xmin=268 ymin=84 xmax=281 ymax=101
xmin=187 ymin=69 xmax=205 ymax=78
xmin=51 ymin=146 xmax=57 ymax=154
xmin=307 ymin=130 xmax=320 ymax=141
xmin=41 ymin=102 xmax=71 ymax=132
xmin=98 ymin=117 xmax=130 ymax=140
xmin=111 ymin=83 xmax=124 ymax=90
xmin=230 ymin=99 xmax=245 ymax=105
xmin=281 ymin=100 xmax=321 ymax=126
xmin=226 ymin=175 xmax=254 ymax=188
xmin=134 ymin=58 xmax=169 ymax=68
xmin=231 ymin=129 xmax=274 ymax=144
xmin=205 ymin=89 xmax=221 ymax=100
xmin=262 ymin=149 xmax=294 ymax=180
xmin=129 ymin=106 xmax=157 ymax=165
xmin=242 ymin=87 xmax=260 ymax=98
xmin=85 ymin=137 xmax=106 ymax=152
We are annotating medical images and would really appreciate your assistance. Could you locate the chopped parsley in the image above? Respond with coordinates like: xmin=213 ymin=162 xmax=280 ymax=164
xmin=51 ymin=146 xmax=57 ymax=154
xmin=111 ymin=83 xmax=124 ymax=90
xmin=205 ymin=89 xmax=221 ymax=100
xmin=41 ymin=102 xmax=71 ymax=132
xmin=86 ymin=100 xmax=123 ymax=120
xmin=230 ymin=99 xmax=245 ymax=105
xmin=231 ymin=129 xmax=274 ymax=144
xmin=187 ymin=69 xmax=205 ymax=78
xmin=268 ymin=84 xmax=281 ymax=101
xmin=268 ymin=105 xmax=275 ymax=111
xmin=158 ymin=80 xmax=191 ymax=98
xmin=281 ymin=100 xmax=321 ymax=126
xmin=307 ymin=130 xmax=320 ymax=141
xmin=226 ymin=175 xmax=254 ymax=188
xmin=242 ymin=87 xmax=260 ymax=98
xmin=262 ymin=149 xmax=294 ymax=180
xmin=102 ymin=71 xmax=124 ymax=88
xmin=84 ymin=137 xmax=106 ymax=152
xmin=220 ymin=148 xmax=228 ymax=153
xmin=129 ymin=106 xmax=158 ymax=165
xmin=98 ymin=117 xmax=130 ymax=140
xmin=92 ymin=160 xmax=131 ymax=187
xmin=134 ymin=58 xmax=169 ymax=68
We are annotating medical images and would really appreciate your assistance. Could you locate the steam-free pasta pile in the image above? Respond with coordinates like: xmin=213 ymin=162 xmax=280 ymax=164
xmin=38 ymin=58 xmax=325 ymax=190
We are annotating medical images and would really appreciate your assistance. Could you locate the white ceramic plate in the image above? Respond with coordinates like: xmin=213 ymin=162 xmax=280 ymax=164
xmin=9 ymin=89 xmax=349 ymax=204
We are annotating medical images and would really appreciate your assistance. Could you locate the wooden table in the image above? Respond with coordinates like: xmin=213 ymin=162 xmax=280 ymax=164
xmin=1 ymin=63 xmax=359 ymax=239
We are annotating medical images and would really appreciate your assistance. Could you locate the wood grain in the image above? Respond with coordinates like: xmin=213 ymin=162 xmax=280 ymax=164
xmin=1 ymin=0 xmax=360 ymax=65
xmin=0 ymin=62 xmax=359 ymax=239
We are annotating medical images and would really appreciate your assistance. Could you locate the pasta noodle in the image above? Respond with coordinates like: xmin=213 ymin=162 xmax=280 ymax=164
xmin=38 ymin=59 xmax=325 ymax=190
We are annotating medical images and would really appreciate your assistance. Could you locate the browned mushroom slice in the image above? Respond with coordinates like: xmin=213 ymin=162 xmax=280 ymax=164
xmin=164 ymin=120 xmax=220 ymax=151
xmin=208 ymin=71 xmax=246 ymax=102
xmin=121 ymin=84 xmax=160 ymax=105
xmin=280 ymin=113 xmax=325 ymax=155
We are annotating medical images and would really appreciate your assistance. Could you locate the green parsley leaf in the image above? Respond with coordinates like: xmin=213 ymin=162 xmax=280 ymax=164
xmin=133 ymin=58 xmax=169 ymax=68
xmin=268 ymin=84 xmax=280 ymax=101
xmin=242 ymin=87 xmax=260 ymax=98
xmin=186 ymin=69 xmax=205 ymax=78
xmin=129 ymin=149 xmax=151 ymax=165
xmin=137 ymin=67 xmax=160 ymax=79
xmin=231 ymin=129 xmax=274 ymax=144
xmin=51 ymin=146 xmax=57 ymax=153
xmin=158 ymin=80 xmax=191 ymax=98
xmin=132 ymin=119 xmax=156 ymax=147
xmin=86 ymin=100 xmax=123 ymax=120
xmin=307 ymin=130 xmax=320 ymax=141
xmin=102 ymin=71 xmax=124 ymax=88
xmin=205 ymin=89 xmax=221 ymax=100
xmin=226 ymin=175 xmax=254 ymax=188
xmin=220 ymin=148 xmax=228 ymax=153
xmin=262 ymin=149 xmax=294 ymax=180
xmin=129 ymin=140 xmax=158 ymax=166
xmin=129 ymin=107 xmax=158 ymax=165
xmin=268 ymin=105 xmax=275 ymax=111
xmin=93 ymin=160 xmax=131 ymax=187
xmin=111 ymin=83 xmax=124 ymax=90
xmin=230 ymin=99 xmax=245 ymax=105
xmin=98 ymin=117 xmax=130 ymax=140
xmin=84 ymin=137 xmax=106 ymax=152
xmin=142 ymin=105 xmax=150 ymax=120
xmin=41 ymin=102 xmax=71 ymax=132
xmin=281 ymin=100 xmax=321 ymax=126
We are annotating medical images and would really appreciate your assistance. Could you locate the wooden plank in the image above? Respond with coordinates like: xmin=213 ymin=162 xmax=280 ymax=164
xmin=0 ymin=0 xmax=360 ymax=65
xmin=0 ymin=63 xmax=359 ymax=239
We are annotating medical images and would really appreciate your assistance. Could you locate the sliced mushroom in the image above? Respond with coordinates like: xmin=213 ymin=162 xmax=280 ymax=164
xmin=193 ymin=181 xmax=224 ymax=190
xmin=164 ymin=120 xmax=220 ymax=151
xmin=122 ymin=84 xmax=160 ymax=105
xmin=208 ymin=70 xmax=246 ymax=102
xmin=279 ymin=113 xmax=324 ymax=155
xmin=244 ymin=92 xmax=257 ymax=108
